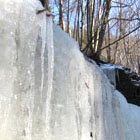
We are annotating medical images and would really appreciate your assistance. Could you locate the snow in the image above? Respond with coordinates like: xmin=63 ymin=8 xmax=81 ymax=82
xmin=0 ymin=0 xmax=140 ymax=140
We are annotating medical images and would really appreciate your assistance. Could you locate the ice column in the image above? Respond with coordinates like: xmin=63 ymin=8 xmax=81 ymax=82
xmin=100 ymin=64 xmax=116 ymax=87
xmin=39 ymin=11 xmax=54 ymax=139
xmin=46 ymin=14 xmax=54 ymax=138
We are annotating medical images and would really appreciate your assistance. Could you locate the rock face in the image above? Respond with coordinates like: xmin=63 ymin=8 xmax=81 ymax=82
xmin=116 ymin=67 xmax=140 ymax=106
xmin=0 ymin=0 xmax=140 ymax=140
xmin=100 ymin=63 xmax=140 ymax=106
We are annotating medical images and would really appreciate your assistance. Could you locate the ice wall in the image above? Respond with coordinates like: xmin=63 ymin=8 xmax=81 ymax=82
xmin=0 ymin=0 xmax=140 ymax=140
xmin=0 ymin=0 xmax=54 ymax=139
xmin=53 ymin=24 xmax=140 ymax=140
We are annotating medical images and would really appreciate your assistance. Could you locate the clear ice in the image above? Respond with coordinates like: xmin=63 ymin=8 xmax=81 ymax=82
xmin=0 ymin=0 xmax=140 ymax=140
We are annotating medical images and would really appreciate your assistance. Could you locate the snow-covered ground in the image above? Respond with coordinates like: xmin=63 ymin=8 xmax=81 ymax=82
xmin=0 ymin=0 xmax=140 ymax=140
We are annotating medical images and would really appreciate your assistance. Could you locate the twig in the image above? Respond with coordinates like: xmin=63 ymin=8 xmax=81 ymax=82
xmin=101 ymin=24 xmax=140 ymax=51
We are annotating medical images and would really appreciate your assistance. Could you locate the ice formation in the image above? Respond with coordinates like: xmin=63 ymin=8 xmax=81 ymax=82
xmin=0 ymin=0 xmax=140 ymax=140
xmin=100 ymin=64 xmax=117 ymax=87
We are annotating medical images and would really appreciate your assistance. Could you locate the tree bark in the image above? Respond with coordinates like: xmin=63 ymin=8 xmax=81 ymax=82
xmin=80 ymin=0 xmax=85 ymax=48
xmin=67 ymin=0 xmax=70 ymax=34
xmin=76 ymin=0 xmax=80 ymax=42
xmin=59 ymin=0 xmax=65 ymax=30
xmin=106 ymin=22 xmax=111 ymax=62
xmin=96 ymin=0 xmax=112 ymax=59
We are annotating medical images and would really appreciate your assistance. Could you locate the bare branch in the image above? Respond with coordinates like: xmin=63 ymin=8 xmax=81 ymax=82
xmin=107 ymin=17 xmax=140 ymax=22
xmin=101 ymin=24 xmax=140 ymax=51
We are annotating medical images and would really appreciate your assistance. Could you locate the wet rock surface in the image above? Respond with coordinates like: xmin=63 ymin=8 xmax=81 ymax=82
xmin=97 ymin=61 xmax=140 ymax=106
xmin=116 ymin=67 xmax=140 ymax=106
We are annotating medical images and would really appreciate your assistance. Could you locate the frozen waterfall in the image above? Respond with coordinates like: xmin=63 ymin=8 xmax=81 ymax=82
xmin=0 ymin=0 xmax=140 ymax=140
xmin=100 ymin=64 xmax=117 ymax=87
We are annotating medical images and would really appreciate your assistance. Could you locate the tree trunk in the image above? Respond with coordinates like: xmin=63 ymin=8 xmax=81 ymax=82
xmin=59 ymin=0 xmax=65 ymax=30
xmin=96 ymin=0 xmax=112 ymax=59
xmin=76 ymin=0 xmax=80 ymax=42
xmin=67 ymin=0 xmax=70 ymax=34
xmin=80 ymin=0 xmax=85 ymax=49
xmin=106 ymin=22 xmax=111 ymax=62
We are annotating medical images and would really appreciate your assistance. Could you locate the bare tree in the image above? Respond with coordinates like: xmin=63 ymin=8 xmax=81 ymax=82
xmin=83 ymin=0 xmax=112 ymax=60
xmin=51 ymin=0 xmax=140 ymax=72
xmin=106 ymin=22 xmax=111 ymax=62
xmin=67 ymin=0 xmax=70 ymax=34
xmin=59 ymin=0 xmax=65 ymax=30
xmin=80 ymin=0 xmax=86 ymax=48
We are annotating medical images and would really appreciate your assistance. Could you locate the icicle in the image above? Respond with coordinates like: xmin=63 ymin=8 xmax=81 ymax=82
xmin=40 ymin=11 xmax=54 ymax=138
xmin=40 ymin=13 xmax=46 ymax=96
xmin=45 ymin=14 xmax=54 ymax=139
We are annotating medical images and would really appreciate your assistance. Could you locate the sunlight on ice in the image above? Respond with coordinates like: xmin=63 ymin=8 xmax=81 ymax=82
xmin=0 ymin=0 xmax=140 ymax=140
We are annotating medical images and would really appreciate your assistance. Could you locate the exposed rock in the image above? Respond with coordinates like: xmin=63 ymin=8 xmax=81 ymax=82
xmin=116 ymin=67 xmax=140 ymax=106
xmin=99 ymin=63 xmax=140 ymax=106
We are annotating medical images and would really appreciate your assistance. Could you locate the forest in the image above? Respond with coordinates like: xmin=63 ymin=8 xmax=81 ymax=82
xmin=44 ymin=0 xmax=140 ymax=73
